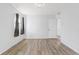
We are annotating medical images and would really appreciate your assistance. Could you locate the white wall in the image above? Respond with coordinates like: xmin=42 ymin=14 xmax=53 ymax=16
xmin=60 ymin=4 xmax=79 ymax=53
xmin=0 ymin=4 xmax=25 ymax=54
xmin=26 ymin=15 xmax=57 ymax=39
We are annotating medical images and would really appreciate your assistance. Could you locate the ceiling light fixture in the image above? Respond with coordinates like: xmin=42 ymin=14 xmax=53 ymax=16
xmin=34 ymin=3 xmax=45 ymax=7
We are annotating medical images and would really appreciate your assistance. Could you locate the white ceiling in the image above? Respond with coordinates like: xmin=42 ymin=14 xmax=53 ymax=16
xmin=12 ymin=3 xmax=79 ymax=15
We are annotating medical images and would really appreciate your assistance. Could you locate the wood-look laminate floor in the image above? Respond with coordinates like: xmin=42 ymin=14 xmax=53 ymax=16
xmin=16 ymin=39 xmax=78 ymax=55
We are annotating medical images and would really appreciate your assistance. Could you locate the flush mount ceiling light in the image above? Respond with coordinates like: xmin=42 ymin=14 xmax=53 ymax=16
xmin=34 ymin=3 xmax=45 ymax=7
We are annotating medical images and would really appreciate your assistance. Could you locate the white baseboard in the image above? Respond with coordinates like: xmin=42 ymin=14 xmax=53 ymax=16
xmin=61 ymin=39 xmax=79 ymax=54
xmin=25 ymin=37 xmax=58 ymax=39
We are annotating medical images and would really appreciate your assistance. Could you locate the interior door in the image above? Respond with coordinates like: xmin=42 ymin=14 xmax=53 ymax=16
xmin=48 ymin=18 xmax=57 ymax=38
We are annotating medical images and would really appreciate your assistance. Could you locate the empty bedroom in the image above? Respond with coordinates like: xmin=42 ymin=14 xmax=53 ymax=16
xmin=0 ymin=3 xmax=79 ymax=55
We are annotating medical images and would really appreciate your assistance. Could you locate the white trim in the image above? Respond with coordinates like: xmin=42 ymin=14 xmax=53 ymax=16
xmin=26 ymin=37 xmax=58 ymax=39
xmin=61 ymin=38 xmax=79 ymax=54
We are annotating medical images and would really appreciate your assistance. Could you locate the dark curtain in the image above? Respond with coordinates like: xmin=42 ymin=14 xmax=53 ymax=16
xmin=14 ymin=13 xmax=19 ymax=37
xmin=21 ymin=17 xmax=25 ymax=34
